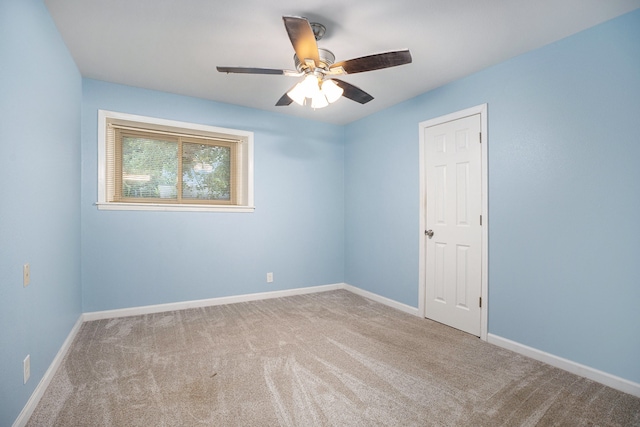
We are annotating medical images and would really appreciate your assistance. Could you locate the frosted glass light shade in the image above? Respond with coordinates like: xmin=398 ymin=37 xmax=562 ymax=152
xmin=287 ymin=81 xmax=307 ymax=105
xmin=303 ymin=75 xmax=321 ymax=96
xmin=311 ymin=92 xmax=329 ymax=109
xmin=321 ymin=79 xmax=343 ymax=103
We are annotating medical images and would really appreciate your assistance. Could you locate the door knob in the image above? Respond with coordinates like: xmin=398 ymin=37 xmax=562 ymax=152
xmin=425 ymin=229 xmax=434 ymax=238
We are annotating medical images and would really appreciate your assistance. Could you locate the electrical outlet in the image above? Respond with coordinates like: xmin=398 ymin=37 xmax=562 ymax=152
xmin=23 ymin=263 xmax=30 ymax=287
xmin=266 ymin=272 xmax=273 ymax=283
xmin=23 ymin=354 xmax=30 ymax=384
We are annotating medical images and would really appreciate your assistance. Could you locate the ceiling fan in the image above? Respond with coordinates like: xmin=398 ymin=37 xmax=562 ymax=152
xmin=217 ymin=16 xmax=412 ymax=109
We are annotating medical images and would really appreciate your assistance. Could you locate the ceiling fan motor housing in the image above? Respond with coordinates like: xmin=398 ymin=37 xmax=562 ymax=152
xmin=294 ymin=48 xmax=336 ymax=73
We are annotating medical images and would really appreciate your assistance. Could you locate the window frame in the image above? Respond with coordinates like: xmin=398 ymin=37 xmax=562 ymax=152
xmin=97 ymin=110 xmax=254 ymax=212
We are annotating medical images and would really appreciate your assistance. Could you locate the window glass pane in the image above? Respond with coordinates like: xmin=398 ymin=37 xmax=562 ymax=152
xmin=122 ymin=135 xmax=178 ymax=199
xmin=182 ymin=142 xmax=231 ymax=200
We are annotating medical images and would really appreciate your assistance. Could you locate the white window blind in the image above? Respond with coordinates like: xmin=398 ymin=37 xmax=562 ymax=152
xmin=97 ymin=110 xmax=254 ymax=212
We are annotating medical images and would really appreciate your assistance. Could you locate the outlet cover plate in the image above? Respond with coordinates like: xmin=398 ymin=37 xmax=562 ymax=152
xmin=23 ymin=264 xmax=30 ymax=287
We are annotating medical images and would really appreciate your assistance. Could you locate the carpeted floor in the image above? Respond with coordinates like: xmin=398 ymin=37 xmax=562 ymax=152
xmin=27 ymin=290 xmax=640 ymax=426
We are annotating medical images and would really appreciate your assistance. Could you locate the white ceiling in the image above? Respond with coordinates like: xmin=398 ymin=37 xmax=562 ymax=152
xmin=44 ymin=0 xmax=640 ymax=125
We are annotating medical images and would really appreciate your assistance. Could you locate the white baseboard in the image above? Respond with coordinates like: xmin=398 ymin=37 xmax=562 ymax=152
xmin=83 ymin=283 xmax=345 ymax=321
xmin=82 ymin=283 xmax=421 ymax=322
xmin=488 ymin=333 xmax=640 ymax=398
xmin=13 ymin=315 xmax=84 ymax=427
xmin=343 ymin=283 xmax=420 ymax=317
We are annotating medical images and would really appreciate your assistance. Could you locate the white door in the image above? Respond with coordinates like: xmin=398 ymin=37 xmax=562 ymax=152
xmin=424 ymin=114 xmax=482 ymax=336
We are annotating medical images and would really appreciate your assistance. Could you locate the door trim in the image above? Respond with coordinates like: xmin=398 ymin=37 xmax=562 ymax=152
xmin=418 ymin=104 xmax=488 ymax=340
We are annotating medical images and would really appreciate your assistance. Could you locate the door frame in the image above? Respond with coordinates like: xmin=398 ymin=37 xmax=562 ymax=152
xmin=418 ymin=104 xmax=488 ymax=340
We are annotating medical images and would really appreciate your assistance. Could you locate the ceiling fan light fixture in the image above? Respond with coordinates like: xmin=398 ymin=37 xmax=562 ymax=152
xmin=321 ymin=79 xmax=343 ymax=104
xmin=288 ymin=74 xmax=330 ymax=108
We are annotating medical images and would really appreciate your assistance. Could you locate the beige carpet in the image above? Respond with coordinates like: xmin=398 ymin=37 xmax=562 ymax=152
xmin=27 ymin=290 xmax=640 ymax=426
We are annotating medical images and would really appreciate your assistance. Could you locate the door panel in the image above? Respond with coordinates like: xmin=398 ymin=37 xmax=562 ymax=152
xmin=425 ymin=114 xmax=482 ymax=336
xmin=456 ymin=162 xmax=469 ymax=225
xmin=456 ymin=244 xmax=470 ymax=308
xmin=435 ymin=165 xmax=447 ymax=224
xmin=435 ymin=242 xmax=446 ymax=301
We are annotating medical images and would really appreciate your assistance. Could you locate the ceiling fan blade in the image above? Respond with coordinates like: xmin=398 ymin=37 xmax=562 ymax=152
xmin=331 ymin=79 xmax=374 ymax=104
xmin=217 ymin=66 xmax=288 ymax=75
xmin=283 ymin=16 xmax=320 ymax=66
xmin=331 ymin=49 xmax=412 ymax=74
xmin=275 ymin=92 xmax=294 ymax=106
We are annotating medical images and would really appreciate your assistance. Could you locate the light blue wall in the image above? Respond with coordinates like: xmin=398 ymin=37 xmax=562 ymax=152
xmin=0 ymin=0 xmax=82 ymax=424
xmin=345 ymin=10 xmax=640 ymax=383
xmin=81 ymin=80 xmax=345 ymax=312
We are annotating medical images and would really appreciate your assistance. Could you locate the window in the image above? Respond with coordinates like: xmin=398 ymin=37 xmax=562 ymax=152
xmin=97 ymin=110 xmax=254 ymax=212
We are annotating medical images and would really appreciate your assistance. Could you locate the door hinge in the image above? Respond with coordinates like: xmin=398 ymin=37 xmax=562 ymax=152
xmin=480 ymin=215 xmax=482 ymax=225
xmin=479 ymin=297 xmax=482 ymax=308
xmin=479 ymin=132 xmax=482 ymax=143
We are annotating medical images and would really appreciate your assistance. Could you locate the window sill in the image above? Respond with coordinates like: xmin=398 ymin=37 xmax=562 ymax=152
xmin=96 ymin=202 xmax=255 ymax=213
